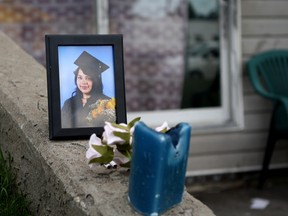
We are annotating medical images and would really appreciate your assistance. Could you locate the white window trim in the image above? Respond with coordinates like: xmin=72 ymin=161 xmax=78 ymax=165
xmin=96 ymin=0 xmax=109 ymax=34
xmin=96 ymin=0 xmax=244 ymax=132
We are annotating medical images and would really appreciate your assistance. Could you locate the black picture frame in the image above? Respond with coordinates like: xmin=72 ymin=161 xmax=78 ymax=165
xmin=45 ymin=34 xmax=127 ymax=140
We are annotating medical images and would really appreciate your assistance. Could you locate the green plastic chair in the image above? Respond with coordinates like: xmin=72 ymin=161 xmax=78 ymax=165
xmin=247 ymin=50 xmax=288 ymax=189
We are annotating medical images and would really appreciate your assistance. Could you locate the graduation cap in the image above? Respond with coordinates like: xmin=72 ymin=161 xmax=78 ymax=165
xmin=74 ymin=51 xmax=109 ymax=76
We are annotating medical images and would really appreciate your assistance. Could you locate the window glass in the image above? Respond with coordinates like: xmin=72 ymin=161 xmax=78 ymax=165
xmin=182 ymin=0 xmax=220 ymax=108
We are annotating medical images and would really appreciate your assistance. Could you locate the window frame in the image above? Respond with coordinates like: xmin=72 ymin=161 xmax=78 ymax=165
xmin=96 ymin=0 xmax=243 ymax=132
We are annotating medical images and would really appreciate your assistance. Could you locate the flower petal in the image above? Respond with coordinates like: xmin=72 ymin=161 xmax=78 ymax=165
xmin=113 ymin=149 xmax=130 ymax=165
xmin=103 ymin=122 xmax=127 ymax=145
xmin=86 ymin=146 xmax=101 ymax=159
xmin=86 ymin=133 xmax=103 ymax=162
xmin=89 ymin=133 xmax=102 ymax=146
xmin=155 ymin=121 xmax=170 ymax=132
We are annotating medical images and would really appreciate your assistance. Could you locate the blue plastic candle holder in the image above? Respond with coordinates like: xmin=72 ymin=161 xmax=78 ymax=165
xmin=128 ymin=121 xmax=191 ymax=216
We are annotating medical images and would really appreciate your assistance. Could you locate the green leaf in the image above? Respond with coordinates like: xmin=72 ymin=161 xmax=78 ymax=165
xmin=128 ymin=117 xmax=141 ymax=129
xmin=159 ymin=128 xmax=168 ymax=133
xmin=92 ymin=144 xmax=111 ymax=156
xmin=113 ymin=131 xmax=130 ymax=142
xmin=88 ymin=155 xmax=114 ymax=164
xmin=126 ymin=150 xmax=132 ymax=160
xmin=110 ymin=123 xmax=129 ymax=131
xmin=120 ymin=161 xmax=131 ymax=168
xmin=89 ymin=146 xmax=114 ymax=164
xmin=116 ymin=143 xmax=132 ymax=152
xmin=116 ymin=145 xmax=132 ymax=160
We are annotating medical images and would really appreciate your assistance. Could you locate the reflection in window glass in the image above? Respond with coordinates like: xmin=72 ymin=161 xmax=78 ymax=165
xmin=109 ymin=0 xmax=187 ymax=112
xmin=181 ymin=0 xmax=221 ymax=108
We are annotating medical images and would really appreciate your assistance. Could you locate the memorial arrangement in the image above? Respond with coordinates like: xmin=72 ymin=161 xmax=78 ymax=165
xmin=86 ymin=117 xmax=191 ymax=215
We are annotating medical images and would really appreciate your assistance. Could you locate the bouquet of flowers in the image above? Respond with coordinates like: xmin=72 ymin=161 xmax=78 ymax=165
xmin=86 ymin=98 xmax=116 ymax=124
xmin=86 ymin=117 xmax=170 ymax=168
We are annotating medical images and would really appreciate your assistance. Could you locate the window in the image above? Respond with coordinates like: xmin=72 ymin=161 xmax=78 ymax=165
xmin=96 ymin=0 xmax=243 ymax=131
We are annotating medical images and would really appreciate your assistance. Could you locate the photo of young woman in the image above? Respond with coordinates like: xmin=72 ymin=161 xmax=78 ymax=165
xmin=61 ymin=51 xmax=116 ymax=128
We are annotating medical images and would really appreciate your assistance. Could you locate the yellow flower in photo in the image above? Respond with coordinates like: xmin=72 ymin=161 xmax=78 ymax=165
xmin=86 ymin=98 xmax=117 ymax=122
xmin=106 ymin=98 xmax=116 ymax=110
xmin=91 ymin=109 xmax=98 ymax=118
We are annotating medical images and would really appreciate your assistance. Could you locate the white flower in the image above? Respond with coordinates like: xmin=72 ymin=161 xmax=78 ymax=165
xmin=86 ymin=118 xmax=171 ymax=169
xmin=155 ymin=121 xmax=170 ymax=132
xmin=113 ymin=149 xmax=130 ymax=165
xmin=86 ymin=134 xmax=105 ymax=167
xmin=102 ymin=122 xmax=128 ymax=145
xmin=86 ymin=133 xmax=116 ymax=167
xmin=103 ymin=121 xmax=136 ymax=145
xmin=86 ymin=134 xmax=102 ymax=158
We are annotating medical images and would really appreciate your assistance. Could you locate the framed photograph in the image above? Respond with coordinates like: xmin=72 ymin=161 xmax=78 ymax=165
xmin=45 ymin=34 xmax=127 ymax=140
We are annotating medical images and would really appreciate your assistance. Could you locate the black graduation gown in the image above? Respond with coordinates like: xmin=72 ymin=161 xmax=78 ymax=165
xmin=61 ymin=93 xmax=111 ymax=128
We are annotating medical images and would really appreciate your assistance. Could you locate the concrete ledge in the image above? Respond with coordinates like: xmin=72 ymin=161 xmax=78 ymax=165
xmin=0 ymin=31 xmax=215 ymax=216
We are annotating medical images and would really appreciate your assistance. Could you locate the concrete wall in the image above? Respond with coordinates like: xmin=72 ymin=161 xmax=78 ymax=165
xmin=0 ymin=32 xmax=214 ymax=216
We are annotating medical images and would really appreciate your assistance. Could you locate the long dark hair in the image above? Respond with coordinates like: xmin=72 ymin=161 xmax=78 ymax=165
xmin=72 ymin=67 xmax=103 ymax=97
